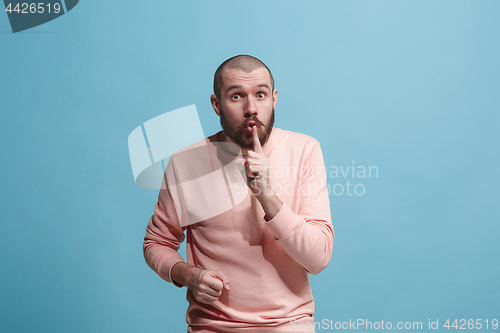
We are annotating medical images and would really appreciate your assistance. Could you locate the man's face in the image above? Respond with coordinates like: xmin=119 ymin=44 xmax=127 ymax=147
xmin=211 ymin=67 xmax=278 ymax=150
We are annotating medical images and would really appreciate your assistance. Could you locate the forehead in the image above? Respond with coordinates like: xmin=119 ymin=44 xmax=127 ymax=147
xmin=220 ymin=67 xmax=272 ymax=91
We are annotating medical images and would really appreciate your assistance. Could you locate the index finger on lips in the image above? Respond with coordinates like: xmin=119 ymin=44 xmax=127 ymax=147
xmin=252 ymin=125 xmax=264 ymax=155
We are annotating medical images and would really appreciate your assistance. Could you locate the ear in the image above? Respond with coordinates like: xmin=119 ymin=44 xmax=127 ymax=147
xmin=211 ymin=94 xmax=221 ymax=116
xmin=272 ymin=89 xmax=278 ymax=110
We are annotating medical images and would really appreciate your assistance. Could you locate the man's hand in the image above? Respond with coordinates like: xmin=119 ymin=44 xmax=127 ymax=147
xmin=171 ymin=262 xmax=230 ymax=304
xmin=244 ymin=126 xmax=283 ymax=219
xmin=189 ymin=269 xmax=230 ymax=304
xmin=245 ymin=126 xmax=272 ymax=198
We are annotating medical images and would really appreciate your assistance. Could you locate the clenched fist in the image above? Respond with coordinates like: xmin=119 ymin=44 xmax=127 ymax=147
xmin=189 ymin=269 xmax=230 ymax=304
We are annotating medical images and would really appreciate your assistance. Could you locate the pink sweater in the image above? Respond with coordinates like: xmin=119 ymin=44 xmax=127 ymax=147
xmin=143 ymin=127 xmax=334 ymax=333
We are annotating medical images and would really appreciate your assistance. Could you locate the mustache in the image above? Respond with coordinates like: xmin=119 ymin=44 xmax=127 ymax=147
xmin=224 ymin=115 xmax=265 ymax=133
xmin=240 ymin=116 xmax=264 ymax=130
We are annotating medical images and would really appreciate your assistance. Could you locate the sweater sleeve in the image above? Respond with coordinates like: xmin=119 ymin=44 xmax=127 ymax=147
xmin=265 ymin=142 xmax=334 ymax=275
xmin=143 ymin=167 xmax=186 ymax=285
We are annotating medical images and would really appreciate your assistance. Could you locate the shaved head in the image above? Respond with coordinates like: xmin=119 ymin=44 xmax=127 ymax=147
xmin=213 ymin=55 xmax=274 ymax=99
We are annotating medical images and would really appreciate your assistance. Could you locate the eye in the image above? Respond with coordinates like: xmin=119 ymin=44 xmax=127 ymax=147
xmin=231 ymin=93 xmax=242 ymax=100
xmin=257 ymin=92 xmax=266 ymax=99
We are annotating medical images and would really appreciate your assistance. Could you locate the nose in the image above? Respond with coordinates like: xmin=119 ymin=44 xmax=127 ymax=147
xmin=244 ymin=96 xmax=258 ymax=118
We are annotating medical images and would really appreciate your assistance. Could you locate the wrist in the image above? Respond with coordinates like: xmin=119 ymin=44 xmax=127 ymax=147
xmin=257 ymin=191 xmax=283 ymax=220
xmin=171 ymin=262 xmax=201 ymax=288
xmin=254 ymin=184 xmax=275 ymax=201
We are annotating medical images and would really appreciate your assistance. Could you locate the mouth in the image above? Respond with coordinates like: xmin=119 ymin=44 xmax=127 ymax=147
xmin=246 ymin=121 xmax=258 ymax=133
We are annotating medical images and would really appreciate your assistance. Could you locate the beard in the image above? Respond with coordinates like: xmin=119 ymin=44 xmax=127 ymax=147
xmin=219 ymin=106 xmax=275 ymax=150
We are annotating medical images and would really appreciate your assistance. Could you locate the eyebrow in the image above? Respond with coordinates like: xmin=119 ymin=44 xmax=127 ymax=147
xmin=226 ymin=85 xmax=242 ymax=92
xmin=257 ymin=83 xmax=271 ymax=90
xmin=226 ymin=83 xmax=271 ymax=93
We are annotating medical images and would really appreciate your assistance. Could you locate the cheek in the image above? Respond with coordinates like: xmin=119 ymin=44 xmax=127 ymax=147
xmin=222 ymin=110 xmax=243 ymax=125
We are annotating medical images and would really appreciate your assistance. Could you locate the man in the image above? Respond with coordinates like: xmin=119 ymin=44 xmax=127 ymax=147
xmin=143 ymin=55 xmax=334 ymax=332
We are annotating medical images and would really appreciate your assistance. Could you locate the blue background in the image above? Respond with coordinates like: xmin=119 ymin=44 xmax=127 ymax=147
xmin=1 ymin=1 xmax=499 ymax=332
